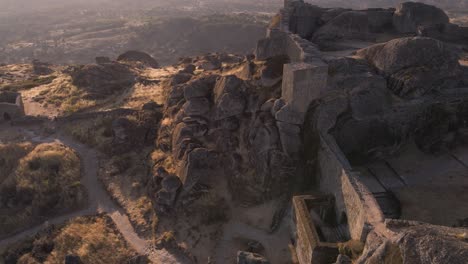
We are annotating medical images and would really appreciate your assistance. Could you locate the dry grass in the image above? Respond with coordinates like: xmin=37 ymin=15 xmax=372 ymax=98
xmin=46 ymin=216 xmax=136 ymax=264
xmin=63 ymin=117 xmax=114 ymax=153
xmin=0 ymin=76 xmax=56 ymax=92
xmin=38 ymin=75 xmax=97 ymax=114
xmin=99 ymin=150 xmax=156 ymax=235
xmin=0 ymin=143 xmax=86 ymax=237
xmin=2 ymin=216 xmax=139 ymax=264
xmin=0 ymin=142 xmax=33 ymax=184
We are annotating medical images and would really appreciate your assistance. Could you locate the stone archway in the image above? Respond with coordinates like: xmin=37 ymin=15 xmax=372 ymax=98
xmin=3 ymin=112 xmax=11 ymax=121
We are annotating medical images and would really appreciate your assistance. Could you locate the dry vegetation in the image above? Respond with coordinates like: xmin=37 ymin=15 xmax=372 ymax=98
xmin=63 ymin=116 xmax=114 ymax=153
xmin=1 ymin=215 xmax=140 ymax=264
xmin=0 ymin=143 xmax=86 ymax=237
xmin=34 ymin=75 xmax=98 ymax=115
xmin=100 ymin=150 xmax=156 ymax=235
xmin=0 ymin=76 xmax=56 ymax=92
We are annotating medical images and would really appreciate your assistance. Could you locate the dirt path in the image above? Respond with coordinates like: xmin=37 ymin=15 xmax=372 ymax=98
xmin=0 ymin=127 xmax=187 ymax=263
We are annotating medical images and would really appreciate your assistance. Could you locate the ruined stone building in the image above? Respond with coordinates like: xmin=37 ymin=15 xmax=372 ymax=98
xmin=256 ymin=0 xmax=468 ymax=263
xmin=0 ymin=91 xmax=24 ymax=122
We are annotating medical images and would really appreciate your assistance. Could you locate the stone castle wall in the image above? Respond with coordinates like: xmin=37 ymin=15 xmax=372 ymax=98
xmin=0 ymin=92 xmax=24 ymax=121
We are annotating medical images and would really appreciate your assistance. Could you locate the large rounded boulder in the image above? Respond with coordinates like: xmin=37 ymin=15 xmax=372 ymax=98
xmin=117 ymin=50 xmax=160 ymax=69
xmin=312 ymin=9 xmax=394 ymax=45
xmin=393 ymin=2 xmax=449 ymax=34
xmin=69 ymin=62 xmax=136 ymax=99
xmin=356 ymin=37 xmax=461 ymax=98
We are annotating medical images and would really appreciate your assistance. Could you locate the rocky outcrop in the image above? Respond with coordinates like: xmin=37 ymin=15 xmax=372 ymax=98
xmin=68 ymin=62 xmax=136 ymax=99
xmin=154 ymin=54 xmax=297 ymax=205
xmin=357 ymin=224 xmax=468 ymax=264
xmin=287 ymin=3 xmax=324 ymax=39
xmin=151 ymin=167 xmax=182 ymax=212
xmin=214 ymin=75 xmax=246 ymax=120
xmin=393 ymin=2 xmax=449 ymax=34
xmin=326 ymin=57 xmax=392 ymax=118
xmin=111 ymin=107 xmax=162 ymax=154
xmin=418 ymin=23 xmax=468 ymax=45
xmin=356 ymin=37 xmax=461 ymax=98
xmin=312 ymin=9 xmax=394 ymax=44
xmin=117 ymin=50 xmax=160 ymax=69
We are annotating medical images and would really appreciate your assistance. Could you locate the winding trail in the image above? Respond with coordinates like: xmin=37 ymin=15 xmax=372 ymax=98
xmin=0 ymin=127 xmax=186 ymax=263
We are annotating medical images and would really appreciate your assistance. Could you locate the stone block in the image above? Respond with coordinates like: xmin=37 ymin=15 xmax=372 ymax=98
xmin=281 ymin=62 xmax=328 ymax=114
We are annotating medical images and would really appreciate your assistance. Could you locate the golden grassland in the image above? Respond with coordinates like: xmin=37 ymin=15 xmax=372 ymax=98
xmin=37 ymin=75 xmax=97 ymax=114
xmin=2 ymin=216 xmax=139 ymax=264
xmin=0 ymin=142 xmax=86 ymax=237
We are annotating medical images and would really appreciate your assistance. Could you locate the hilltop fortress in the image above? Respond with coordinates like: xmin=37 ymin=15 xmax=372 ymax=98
xmin=256 ymin=0 xmax=468 ymax=263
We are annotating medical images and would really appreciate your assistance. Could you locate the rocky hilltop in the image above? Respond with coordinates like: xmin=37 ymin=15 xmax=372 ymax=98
xmin=0 ymin=1 xmax=467 ymax=264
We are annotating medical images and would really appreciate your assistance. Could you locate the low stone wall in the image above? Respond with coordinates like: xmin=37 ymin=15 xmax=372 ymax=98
xmin=292 ymin=195 xmax=340 ymax=264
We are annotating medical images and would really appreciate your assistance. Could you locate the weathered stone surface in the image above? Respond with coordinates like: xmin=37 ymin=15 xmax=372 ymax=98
xmin=178 ymin=148 xmax=217 ymax=190
xmin=282 ymin=62 xmax=328 ymax=115
xmin=183 ymin=98 xmax=210 ymax=116
xmin=255 ymin=32 xmax=287 ymax=61
xmin=171 ymin=73 xmax=192 ymax=86
xmin=172 ymin=123 xmax=195 ymax=152
xmin=320 ymin=8 xmax=350 ymax=24
xmin=181 ymin=64 xmax=196 ymax=74
xmin=260 ymin=55 xmax=289 ymax=88
xmin=331 ymin=116 xmax=401 ymax=164
xmin=356 ymin=37 xmax=461 ymax=98
xmin=349 ymin=76 xmax=392 ymax=119
xmin=367 ymin=9 xmax=395 ymax=33
xmin=271 ymin=98 xmax=286 ymax=116
xmin=117 ymin=50 xmax=159 ymax=68
xmin=214 ymin=75 xmax=246 ymax=120
xmin=275 ymin=104 xmax=305 ymax=125
xmin=95 ymin=56 xmax=111 ymax=64
xmin=358 ymin=225 xmax=468 ymax=264
xmin=418 ymin=23 xmax=468 ymax=45
xmin=214 ymin=75 xmax=243 ymax=102
xmin=313 ymin=9 xmax=394 ymax=43
xmin=69 ymin=62 xmax=136 ymax=99
xmin=326 ymin=57 xmax=391 ymax=118
xmin=249 ymin=114 xmax=280 ymax=154
xmin=276 ymin=121 xmax=302 ymax=158
xmin=288 ymin=4 xmax=324 ymax=39
xmin=183 ymin=75 xmax=218 ymax=100
xmin=237 ymin=251 xmax=270 ymax=264
xmin=154 ymin=175 xmax=182 ymax=208
xmin=393 ymin=2 xmax=449 ymax=34
xmin=313 ymin=11 xmax=371 ymax=43
xmin=215 ymin=92 xmax=246 ymax=120
xmin=260 ymin=99 xmax=276 ymax=112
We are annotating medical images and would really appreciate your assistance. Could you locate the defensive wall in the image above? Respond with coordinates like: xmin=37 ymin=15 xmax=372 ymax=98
xmin=255 ymin=0 xmax=390 ymax=262
xmin=0 ymin=91 xmax=24 ymax=122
